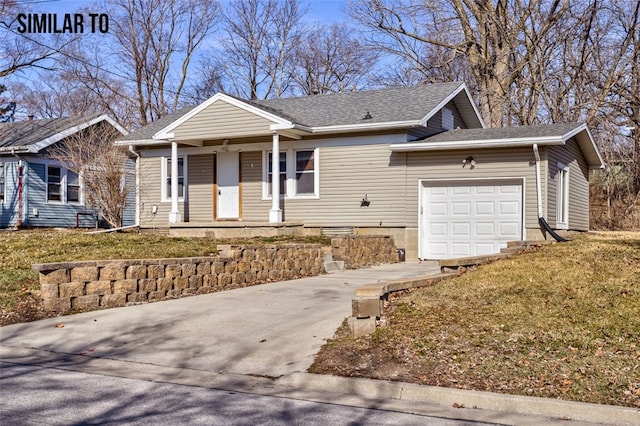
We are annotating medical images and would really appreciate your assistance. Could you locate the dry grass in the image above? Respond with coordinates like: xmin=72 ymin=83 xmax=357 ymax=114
xmin=0 ymin=228 xmax=329 ymax=326
xmin=311 ymin=232 xmax=640 ymax=407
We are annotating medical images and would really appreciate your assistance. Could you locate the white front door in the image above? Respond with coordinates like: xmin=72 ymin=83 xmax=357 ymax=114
xmin=420 ymin=180 xmax=523 ymax=259
xmin=217 ymin=151 xmax=240 ymax=219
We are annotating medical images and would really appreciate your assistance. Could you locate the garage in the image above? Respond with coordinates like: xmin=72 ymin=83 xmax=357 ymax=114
xmin=419 ymin=179 xmax=524 ymax=260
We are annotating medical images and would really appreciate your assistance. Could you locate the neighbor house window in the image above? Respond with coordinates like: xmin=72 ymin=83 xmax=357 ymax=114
xmin=556 ymin=162 xmax=569 ymax=229
xmin=67 ymin=170 xmax=80 ymax=203
xmin=0 ymin=163 xmax=5 ymax=203
xmin=162 ymin=157 xmax=186 ymax=201
xmin=263 ymin=148 xmax=319 ymax=199
xmin=47 ymin=166 xmax=62 ymax=202
xmin=47 ymin=165 xmax=82 ymax=204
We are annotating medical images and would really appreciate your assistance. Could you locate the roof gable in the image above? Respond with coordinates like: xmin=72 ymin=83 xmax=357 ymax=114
xmin=0 ymin=115 xmax=127 ymax=154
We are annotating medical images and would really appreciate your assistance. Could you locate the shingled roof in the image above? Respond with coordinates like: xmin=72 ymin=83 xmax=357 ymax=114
xmin=118 ymin=82 xmax=483 ymax=143
xmin=422 ymin=123 xmax=587 ymax=143
xmin=251 ymin=82 xmax=468 ymax=127
xmin=0 ymin=114 xmax=126 ymax=154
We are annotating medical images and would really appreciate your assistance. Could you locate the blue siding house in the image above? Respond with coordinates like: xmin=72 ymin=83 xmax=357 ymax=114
xmin=0 ymin=115 xmax=135 ymax=229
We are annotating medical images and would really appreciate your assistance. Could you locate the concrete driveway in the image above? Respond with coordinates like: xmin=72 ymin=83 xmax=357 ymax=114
xmin=0 ymin=262 xmax=440 ymax=378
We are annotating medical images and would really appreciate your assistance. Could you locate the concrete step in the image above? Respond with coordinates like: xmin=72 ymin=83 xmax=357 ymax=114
xmin=324 ymin=260 xmax=345 ymax=273
xmin=438 ymin=253 xmax=512 ymax=272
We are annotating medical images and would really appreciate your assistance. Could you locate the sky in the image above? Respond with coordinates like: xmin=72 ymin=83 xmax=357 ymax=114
xmin=12 ymin=0 xmax=349 ymax=24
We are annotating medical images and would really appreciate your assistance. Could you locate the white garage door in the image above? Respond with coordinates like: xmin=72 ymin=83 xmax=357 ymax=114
xmin=420 ymin=180 xmax=523 ymax=259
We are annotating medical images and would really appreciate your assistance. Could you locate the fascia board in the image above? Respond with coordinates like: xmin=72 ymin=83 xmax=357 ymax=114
xmin=114 ymin=139 xmax=169 ymax=147
xmin=309 ymin=120 xmax=422 ymax=134
xmin=563 ymin=124 xmax=605 ymax=169
xmin=390 ymin=136 xmax=563 ymax=152
xmin=154 ymin=93 xmax=293 ymax=140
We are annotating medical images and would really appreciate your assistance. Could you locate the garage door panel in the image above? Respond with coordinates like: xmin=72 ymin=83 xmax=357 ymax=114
xmin=476 ymin=202 xmax=495 ymax=215
xmin=422 ymin=180 xmax=523 ymax=259
xmin=475 ymin=222 xmax=495 ymax=236
xmin=452 ymin=222 xmax=471 ymax=236
xmin=452 ymin=202 xmax=471 ymax=216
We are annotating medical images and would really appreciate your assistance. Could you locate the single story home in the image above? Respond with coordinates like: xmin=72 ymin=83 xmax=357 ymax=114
xmin=116 ymin=82 xmax=604 ymax=259
xmin=0 ymin=114 xmax=134 ymax=228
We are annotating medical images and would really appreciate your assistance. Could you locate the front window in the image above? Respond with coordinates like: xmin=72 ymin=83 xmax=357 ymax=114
xmin=267 ymin=152 xmax=286 ymax=196
xmin=263 ymin=149 xmax=319 ymax=199
xmin=162 ymin=157 xmax=186 ymax=201
xmin=295 ymin=150 xmax=315 ymax=195
xmin=67 ymin=170 xmax=80 ymax=203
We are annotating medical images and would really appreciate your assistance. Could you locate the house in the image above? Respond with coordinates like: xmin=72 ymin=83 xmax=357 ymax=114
xmin=0 ymin=114 xmax=134 ymax=229
xmin=115 ymin=82 xmax=604 ymax=259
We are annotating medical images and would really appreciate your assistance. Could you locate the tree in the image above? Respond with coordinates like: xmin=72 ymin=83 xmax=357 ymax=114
xmin=291 ymin=24 xmax=378 ymax=95
xmin=48 ymin=119 xmax=132 ymax=228
xmin=218 ymin=0 xmax=307 ymax=99
xmin=67 ymin=0 xmax=222 ymax=127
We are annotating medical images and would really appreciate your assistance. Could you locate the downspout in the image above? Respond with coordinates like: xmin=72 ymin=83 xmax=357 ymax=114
xmin=128 ymin=145 xmax=140 ymax=226
xmin=533 ymin=144 xmax=568 ymax=242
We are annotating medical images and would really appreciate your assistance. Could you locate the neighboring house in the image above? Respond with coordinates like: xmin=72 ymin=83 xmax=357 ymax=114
xmin=0 ymin=114 xmax=134 ymax=229
xmin=116 ymin=82 xmax=604 ymax=259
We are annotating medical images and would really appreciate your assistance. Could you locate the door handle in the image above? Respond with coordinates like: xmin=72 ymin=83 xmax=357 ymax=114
xmin=218 ymin=189 xmax=221 ymax=196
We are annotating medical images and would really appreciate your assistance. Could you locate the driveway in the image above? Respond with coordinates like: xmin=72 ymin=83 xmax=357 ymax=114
xmin=0 ymin=262 xmax=440 ymax=378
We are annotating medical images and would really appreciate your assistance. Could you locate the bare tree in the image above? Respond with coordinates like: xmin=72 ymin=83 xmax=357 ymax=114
xmin=65 ymin=0 xmax=222 ymax=127
xmin=291 ymin=24 xmax=378 ymax=95
xmin=48 ymin=119 xmax=131 ymax=228
xmin=219 ymin=0 xmax=307 ymax=99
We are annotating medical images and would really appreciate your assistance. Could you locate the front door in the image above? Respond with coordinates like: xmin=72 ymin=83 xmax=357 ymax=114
xmin=217 ymin=151 xmax=240 ymax=219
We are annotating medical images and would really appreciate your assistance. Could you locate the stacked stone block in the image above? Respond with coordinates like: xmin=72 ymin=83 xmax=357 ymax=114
xmin=35 ymin=244 xmax=326 ymax=313
xmin=331 ymin=235 xmax=399 ymax=269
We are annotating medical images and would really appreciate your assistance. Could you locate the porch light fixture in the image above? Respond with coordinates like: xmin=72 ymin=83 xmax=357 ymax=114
xmin=462 ymin=156 xmax=476 ymax=169
xmin=360 ymin=194 xmax=370 ymax=207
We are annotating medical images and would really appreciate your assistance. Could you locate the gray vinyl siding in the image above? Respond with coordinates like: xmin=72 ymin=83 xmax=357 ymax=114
xmin=405 ymin=148 xmax=540 ymax=230
xmin=547 ymin=138 xmax=590 ymax=230
xmin=186 ymin=154 xmax=214 ymax=222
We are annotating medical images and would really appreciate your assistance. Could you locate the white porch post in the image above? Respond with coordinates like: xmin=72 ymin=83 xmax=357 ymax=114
xmin=269 ymin=132 xmax=283 ymax=223
xmin=168 ymin=140 xmax=182 ymax=223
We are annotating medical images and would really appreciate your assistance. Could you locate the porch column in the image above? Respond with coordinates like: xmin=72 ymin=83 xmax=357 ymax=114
xmin=168 ymin=140 xmax=182 ymax=223
xmin=269 ymin=132 xmax=283 ymax=223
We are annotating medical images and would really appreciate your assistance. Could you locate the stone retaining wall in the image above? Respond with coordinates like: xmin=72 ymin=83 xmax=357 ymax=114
xmin=331 ymin=235 xmax=398 ymax=269
xmin=34 ymin=244 xmax=327 ymax=313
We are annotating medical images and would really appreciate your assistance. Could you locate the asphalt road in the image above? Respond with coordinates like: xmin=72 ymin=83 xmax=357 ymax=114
xmin=1 ymin=361 xmax=493 ymax=426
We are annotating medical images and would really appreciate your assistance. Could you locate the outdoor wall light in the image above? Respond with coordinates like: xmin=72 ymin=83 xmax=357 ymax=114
xmin=151 ymin=204 xmax=158 ymax=215
xmin=360 ymin=194 xmax=370 ymax=207
xmin=462 ymin=156 xmax=476 ymax=169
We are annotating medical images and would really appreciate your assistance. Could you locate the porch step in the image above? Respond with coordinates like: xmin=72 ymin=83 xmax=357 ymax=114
xmin=323 ymin=248 xmax=345 ymax=273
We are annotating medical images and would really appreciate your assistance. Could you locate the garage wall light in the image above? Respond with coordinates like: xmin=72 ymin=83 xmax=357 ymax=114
xmin=462 ymin=156 xmax=476 ymax=169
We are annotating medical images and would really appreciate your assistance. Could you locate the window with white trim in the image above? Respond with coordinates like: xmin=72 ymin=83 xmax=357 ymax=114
xmin=556 ymin=162 xmax=569 ymax=229
xmin=263 ymin=149 xmax=319 ymax=199
xmin=46 ymin=165 xmax=83 ymax=204
xmin=0 ymin=163 xmax=5 ymax=203
xmin=162 ymin=157 xmax=186 ymax=201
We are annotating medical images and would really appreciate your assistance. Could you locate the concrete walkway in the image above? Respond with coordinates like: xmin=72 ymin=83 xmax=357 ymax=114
xmin=2 ymin=261 xmax=638 ymax=425
xmin=0 ymin=262 xmax=440 ymax=378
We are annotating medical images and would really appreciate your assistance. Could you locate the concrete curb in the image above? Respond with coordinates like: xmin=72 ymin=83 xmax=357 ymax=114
xmin=276 ymin=373 xmax=640 ymax=426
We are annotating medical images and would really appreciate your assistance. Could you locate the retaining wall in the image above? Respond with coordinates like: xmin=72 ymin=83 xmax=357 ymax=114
xmin=34 ymin=236 xmax=398 ymax=313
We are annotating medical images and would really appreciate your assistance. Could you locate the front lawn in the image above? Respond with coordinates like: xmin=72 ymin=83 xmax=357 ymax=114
xmin=310 ymin=232 xmax=640 ymax=408
xmin=0 ymin=229 xmax=328 ymax=326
